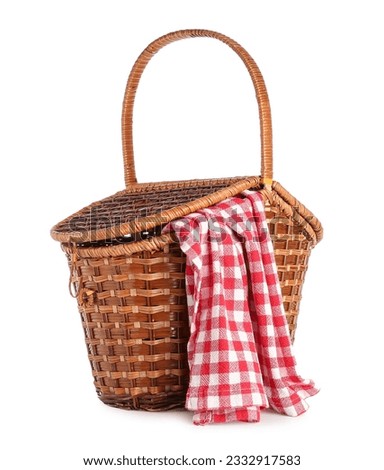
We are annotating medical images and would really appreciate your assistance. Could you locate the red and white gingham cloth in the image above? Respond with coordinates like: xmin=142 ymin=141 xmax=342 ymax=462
xmin=164 ymin=191 xmax=319 ymax=425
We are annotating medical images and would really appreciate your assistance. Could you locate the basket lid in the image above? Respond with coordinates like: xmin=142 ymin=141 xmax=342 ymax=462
xmin=50 ymin=176 xmax=262 ymax=244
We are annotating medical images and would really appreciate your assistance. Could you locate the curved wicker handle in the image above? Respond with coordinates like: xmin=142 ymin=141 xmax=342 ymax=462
xmin=122 ymin=29 xmax=273 ymax=186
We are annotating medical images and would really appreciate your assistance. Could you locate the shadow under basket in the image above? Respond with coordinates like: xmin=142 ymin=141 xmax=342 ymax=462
xmin=50 ymin=29 xmax=323 ymax=411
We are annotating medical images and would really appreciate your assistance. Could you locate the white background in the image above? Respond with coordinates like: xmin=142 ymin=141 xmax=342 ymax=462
xmin=1 ymin=1 xmax=383 ymax=468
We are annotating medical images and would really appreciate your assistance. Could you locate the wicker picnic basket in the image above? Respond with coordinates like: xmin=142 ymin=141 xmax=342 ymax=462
xmin=51 ymin=30 xmax=323 ymax=411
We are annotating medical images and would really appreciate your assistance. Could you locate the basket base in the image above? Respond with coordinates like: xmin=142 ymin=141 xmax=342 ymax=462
xmin=98 ymin=391 xmax=186 ymax=411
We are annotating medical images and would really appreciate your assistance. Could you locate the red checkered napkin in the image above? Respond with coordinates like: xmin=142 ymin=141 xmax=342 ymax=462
xmin=164 ymin=191 xmax=318 ymax=425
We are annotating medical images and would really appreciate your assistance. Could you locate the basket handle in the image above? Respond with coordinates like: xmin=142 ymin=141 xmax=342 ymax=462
xmin=122 ymin=29 xmax=273 ymax=186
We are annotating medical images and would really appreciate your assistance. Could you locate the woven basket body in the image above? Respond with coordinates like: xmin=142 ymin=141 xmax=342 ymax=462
xmin=51 ymin=30 xmax=322 ymax=411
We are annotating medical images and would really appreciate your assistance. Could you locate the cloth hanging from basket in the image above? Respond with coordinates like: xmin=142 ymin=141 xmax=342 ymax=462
xmin=164 ymin=191 xmax=319 ymax=425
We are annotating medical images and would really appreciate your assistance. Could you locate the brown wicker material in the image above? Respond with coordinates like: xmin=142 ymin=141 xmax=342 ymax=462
xmin=51 ymin=29 xmax=323 ymax=411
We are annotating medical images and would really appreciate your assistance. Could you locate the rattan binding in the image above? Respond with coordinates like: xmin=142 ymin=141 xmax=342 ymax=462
xmin=51 ymin=29 xmax=323 ymax=411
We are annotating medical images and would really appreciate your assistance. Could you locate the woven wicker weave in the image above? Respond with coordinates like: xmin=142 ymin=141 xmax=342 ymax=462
xmin=51 ymin=30 xmax=323 ymax=411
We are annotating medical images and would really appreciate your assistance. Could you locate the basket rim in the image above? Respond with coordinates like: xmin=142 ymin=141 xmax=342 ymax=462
xmin=53 ymin=179 xmax=323 ymax=258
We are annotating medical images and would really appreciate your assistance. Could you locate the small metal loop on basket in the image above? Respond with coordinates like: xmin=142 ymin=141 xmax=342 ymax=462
xmin=69 ymin=278 xmax=79 ymax=298
xmin=68 ymin=242 xmax=80 ymax=298
xmin=261 ymin=177 xmax=273 ymax=190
